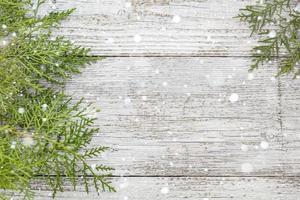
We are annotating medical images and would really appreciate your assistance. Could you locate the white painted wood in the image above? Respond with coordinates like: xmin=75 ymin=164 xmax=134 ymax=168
xmin=44 ymin=0 xmax=259 ymax=56
xmin=30 ymin=177 xmax=300 ymax=200
xmin=64 ymin=57 xmax=289 ymax=176
xmin=35 ymin=1 xmax=300 ymax=199
xmin=280 ymin=76 xmax=300 ymax=176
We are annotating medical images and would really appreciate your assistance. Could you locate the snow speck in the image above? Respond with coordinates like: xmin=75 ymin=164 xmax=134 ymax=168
xmin=161 ymin=187 xmax=169 ymax=194
xmin=260 ymin=141 xmax=269 ymax=149
xmin=172 ymin=15 xmax=181 ymax=23
xmin=229 ymin=93 xmax=239 ymax=102
xmin=268 ymin=30 xmax=277 ymax=38
xmin=241 ymin=163 xmax=253 ymax=173
xmin=142 ymin=96 xmax=147 ymax=101
xmin=125 ymin=2 xmax=132 ymax=8
xmin=247 ymin=73 xmax=254 ymax=80
xmin=162 ymin=81 xmax=168 ymax=87
xmin=123 ymin=196 xmax=128 ymax=200
xmin=241 ymin=144 xmax=248 ymax=152
xmin=10 ymin=141 xmax=16 ymax=149
xmin=134 ymin=34 xmax=142 ymax=42
xmin=18 ymin=107 xmax=25 ymax=114
xmin=105 ymin=37 xmax=114 ymax=44
xmin=124 ymin=97 xmax=131 ymax=105
xmin=41 ymin=103 xmax=48 ymax=111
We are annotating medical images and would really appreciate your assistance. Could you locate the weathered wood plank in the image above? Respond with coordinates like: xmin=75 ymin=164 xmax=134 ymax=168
xmin=44 ymin=0 xmax=259 ymax=56
xmin=65 ymin=57 xmax=288 ymax=176
xmin=29 ymin=177 xmax=300 ymax=200
xmin=280 ymin=76 xmax=300 ymax=176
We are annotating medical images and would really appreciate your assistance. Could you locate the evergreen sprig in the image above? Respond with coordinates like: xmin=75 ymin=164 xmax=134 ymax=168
xmin=237 ymin=0 xmax=300 ymax=77
xmin=0 ymin=0 xmax=114 ymax=199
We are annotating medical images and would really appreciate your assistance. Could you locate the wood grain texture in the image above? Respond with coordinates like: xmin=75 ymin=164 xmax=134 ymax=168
xmin=281 ymin=76 xmax=300 ymax=176
xmin=35 ymin=0 xmax=300 ymax=199
xmin=44 ymin=0 xmax=259 ymax=56
xmin=64 ymin=57 xmax=289 ymax=176
xmin=29 ymin=177 xmax=300 ymax=200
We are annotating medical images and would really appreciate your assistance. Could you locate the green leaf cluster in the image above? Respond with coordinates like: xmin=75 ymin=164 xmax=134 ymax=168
xmin=0 ymin=0 xmax=114 ymax=199
xmin=237 ymin=0 xmax=300 ymax=77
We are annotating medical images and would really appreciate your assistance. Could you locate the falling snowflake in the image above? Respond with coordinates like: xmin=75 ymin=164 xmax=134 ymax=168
xmin=91 ymin=164 xmax=97 ymax=170
xmin=241 ymin=144 xmax=248 ymax=152
xmin=134 ymin=34 xmax=142 ymax=42
xmin=241 ymin=163 xmax=253 ymax=173
xmin=142 ymin=96 xmax=147 ymax=101
xmin=160 ymin=187 xmax=169 ymax=194
xmin=247 ymin=73 xmax=254 ymax=80
xmin=125 ymin=2 xmax=131 ymax=8
xmin=172 ymin=15 xmax=181 ymax=23
xmin=105 ymin=37 xmax=114 ymax=44
xmin=124 ymin=97 xmax=131 ymax=105
xmin=268 ymin=30 xmax=276 ymax=38
xmin=229 ymin=93 xmax=239 ymax=102
xmin=41 ymin=103 xmax=48 ymax=111
xmin=260 ymin=141 xmax=269 ymax=149
xmin=18 ymin=107 xmax=25 ymax=114
xmin=10 ymin=141 xmax=16 ymax=149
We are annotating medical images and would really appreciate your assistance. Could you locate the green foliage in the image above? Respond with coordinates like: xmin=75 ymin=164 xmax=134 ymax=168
xmin=237 ymin=0 xmax=300 ymax=77
xmin=0 ymin=0 xmax=114 ymax=199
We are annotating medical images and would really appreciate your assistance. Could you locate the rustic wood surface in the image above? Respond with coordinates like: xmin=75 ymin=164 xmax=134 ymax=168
xmin=45 ymin=0 xmax=260 ymax=57
xmin=37 ymin=0 xmax=300 ymax=199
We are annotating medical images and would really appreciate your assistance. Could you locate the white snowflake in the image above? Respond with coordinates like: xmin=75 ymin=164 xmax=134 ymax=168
xmin=105 ymin=37 xmax=114 ymax=44
xmin=18 ymin=107 xmax=25 ymax=114
xmin=241 ymin=144 xmax=248 ymax=152
xmin=134 ymin=34 xmax=142 ymax=42
xmin=268 ymin=30 xmax=276 ymax=38
xmin=160 ymin=187 xmax=169 ymax=194
xmin=124 ymin=97 xmax=131 ymax=105
xmin=10 ymin=141 xmax=16 ymax=149
xmin=229 ymin=93 xmax=239 ymax=102
xmin=125 ymin=2 xmax=132 ymax=8
xmin=91 ymin=164 xmax=97 ymax=170
xmin=41 ymin=103 xmax=48 ymax=111
xmin=247 ymin=73 xmax=254 ymax=80
xmin=142 ymin=96 xmax=147 ymax=101
xmin=172 ymin=15 xmax=181 ymax=23
xmin=162 ymin=81 xmax=168 ymax=86
xmin=1 ymin=40 xmax=7 ymax=46
xmin=241 ymin=163 xmax=253 ymax=173
xmin=260 ymin=141 xmax=269 ymax=149
xmin=2 ymin=24 xmax=7 ymax=29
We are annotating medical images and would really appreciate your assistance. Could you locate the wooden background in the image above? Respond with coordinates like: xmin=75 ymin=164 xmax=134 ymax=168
xmin=36 ymin=0 xmax=300 ymax=199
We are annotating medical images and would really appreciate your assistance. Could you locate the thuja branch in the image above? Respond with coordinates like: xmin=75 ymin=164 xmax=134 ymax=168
xmin=237 ymin=0 xmax=300 ymax=77
xmin=0 ymin=0 xmax=114 ymax=199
